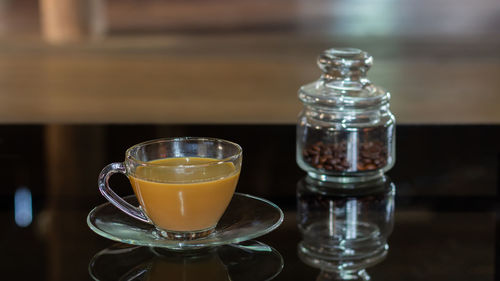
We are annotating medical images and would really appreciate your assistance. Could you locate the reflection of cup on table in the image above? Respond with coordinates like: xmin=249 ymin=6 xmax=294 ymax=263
xmin=98 ymin=137 xmax=242 ymax=240
xmin=89 ymin=241 xmax=284 ymax=281
xmin=144 ymin=250 xmax=230 ymax=281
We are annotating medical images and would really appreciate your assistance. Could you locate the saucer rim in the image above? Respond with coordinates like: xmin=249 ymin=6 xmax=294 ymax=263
xmin=87 ymin=192 xmax=284 ymax=249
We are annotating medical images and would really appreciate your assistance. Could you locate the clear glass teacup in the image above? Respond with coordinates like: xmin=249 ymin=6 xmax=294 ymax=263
xmin=98 ymin=137 xmax=242 ymax=240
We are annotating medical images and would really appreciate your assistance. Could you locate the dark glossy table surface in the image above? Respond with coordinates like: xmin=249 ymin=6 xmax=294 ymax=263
xmin=1 ymin=124 xmax=498 ymax=280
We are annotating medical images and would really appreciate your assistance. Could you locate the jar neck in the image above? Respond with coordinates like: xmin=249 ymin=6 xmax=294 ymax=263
xmin=320 ymin=73 xmax=371 ymax=89
xmin=301 ymin=104 xmax=394 ymax=127
xmin=298 ymin=81 xmax=390 ymax=109
xmin=303 ymin=102 xmax=390 ymax=115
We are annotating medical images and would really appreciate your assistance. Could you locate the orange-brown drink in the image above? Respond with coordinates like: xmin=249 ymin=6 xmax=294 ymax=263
xmin=98 ymin=137 xmax=242 ymax=240
xmin=129 ymin=157 xmax=240 ymax=232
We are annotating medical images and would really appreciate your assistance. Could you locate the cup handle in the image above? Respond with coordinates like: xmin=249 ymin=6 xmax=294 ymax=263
xmin=98 ymin=162 xmax=150 ymax=224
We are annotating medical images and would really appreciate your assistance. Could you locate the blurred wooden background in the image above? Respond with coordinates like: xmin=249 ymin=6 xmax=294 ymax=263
xmin=0 ymin=0 xmax=499 ymax=124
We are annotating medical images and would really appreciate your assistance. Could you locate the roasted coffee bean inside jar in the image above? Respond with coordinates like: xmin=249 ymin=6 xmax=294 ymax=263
xmin=302 ymin=140 xmax=387 ymax=172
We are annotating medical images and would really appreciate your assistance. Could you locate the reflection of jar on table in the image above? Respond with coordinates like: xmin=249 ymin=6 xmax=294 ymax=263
xmin=297 ymin=48 xmax=395 ymax=182
xmin=297 ymin=176 xmax=395 ymax=280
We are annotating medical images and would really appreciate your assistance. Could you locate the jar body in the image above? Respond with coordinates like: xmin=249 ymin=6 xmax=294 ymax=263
xmin=297 ymin=104 xmax=395 ymax=182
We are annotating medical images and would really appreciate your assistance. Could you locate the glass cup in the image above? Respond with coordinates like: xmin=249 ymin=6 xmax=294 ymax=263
xmin=98 ymin=137 xmax=242 ymax=240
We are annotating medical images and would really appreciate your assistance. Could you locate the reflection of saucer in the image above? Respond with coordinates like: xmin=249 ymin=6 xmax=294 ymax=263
xmin=89 ymin=240 xmax=283 ymax=281
xmin=87 ymin=193 xmax=284 ymax=250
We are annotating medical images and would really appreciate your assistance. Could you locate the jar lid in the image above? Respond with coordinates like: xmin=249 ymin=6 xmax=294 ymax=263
xmin=299 ymin=48 xmax=390 ymax=109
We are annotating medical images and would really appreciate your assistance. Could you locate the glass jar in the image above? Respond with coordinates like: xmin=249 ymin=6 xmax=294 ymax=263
xmin=297 ymin=48 xmax=395 ymax=182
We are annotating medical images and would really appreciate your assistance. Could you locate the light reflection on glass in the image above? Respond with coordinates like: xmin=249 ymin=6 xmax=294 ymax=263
xmin=14 ymin=186 xmax=33 ymax=227
xmin=346 ymin=199 xmax=357 ymax=239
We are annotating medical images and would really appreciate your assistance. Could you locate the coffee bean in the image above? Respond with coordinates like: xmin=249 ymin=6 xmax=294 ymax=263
xmin=365 ymin=164 xmax=377 ymax=170
xmin=320 ymin=156 xmax=329 ymax=164
xmin=328 ymin=158 xmax=338 ymax=165
xmin=334 ymin=164 xmax=344 ymax=170
xmin=302 ymin=139 xmax=388 ymax=172
xmin=312 ymin=154 xmax=320 ymax=165
xmin=309 ymin=149 xmax=319 ymax=155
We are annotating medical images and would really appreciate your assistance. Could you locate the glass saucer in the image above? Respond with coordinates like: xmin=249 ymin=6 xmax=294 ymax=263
xmin=89 ymin=240 xmax=283 ymax=281
xmin=87 ymin=193 xmax=284 ymax=250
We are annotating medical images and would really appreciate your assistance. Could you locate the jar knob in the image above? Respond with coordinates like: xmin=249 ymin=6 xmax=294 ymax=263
xmin=317 ymin=48 xmax=373 ymax=82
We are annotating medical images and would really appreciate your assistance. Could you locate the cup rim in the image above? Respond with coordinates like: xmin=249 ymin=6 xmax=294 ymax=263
xmin=125 ymin=137 xmax=243 ymax=167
